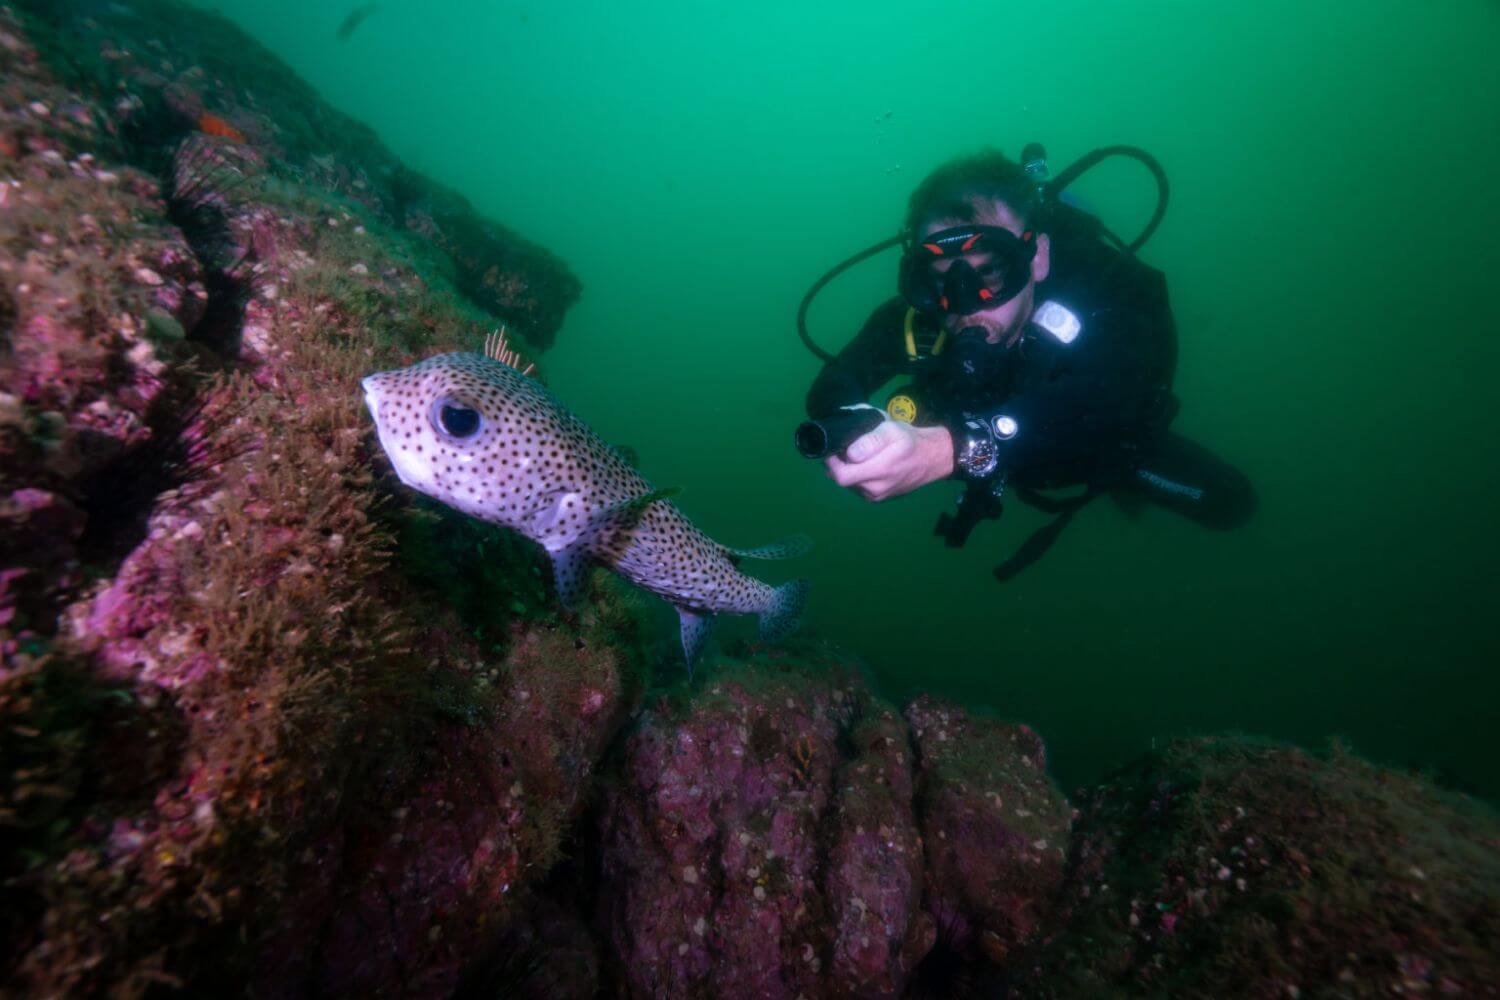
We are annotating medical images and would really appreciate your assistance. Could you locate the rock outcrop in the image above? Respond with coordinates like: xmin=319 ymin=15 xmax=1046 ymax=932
xmin=598 ymin=649 xmax=952 ymax=999
xmin=1010 ymin=737 xmax=1500 ymax=999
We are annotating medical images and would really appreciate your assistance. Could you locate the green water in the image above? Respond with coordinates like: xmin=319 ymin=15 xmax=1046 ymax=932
xmin=199 ymin=0 xmax=1500 ymax=798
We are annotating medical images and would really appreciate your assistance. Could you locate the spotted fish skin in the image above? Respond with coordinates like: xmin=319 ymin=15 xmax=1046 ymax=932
xmin=361 ymin=351 xmax=808 ymax=665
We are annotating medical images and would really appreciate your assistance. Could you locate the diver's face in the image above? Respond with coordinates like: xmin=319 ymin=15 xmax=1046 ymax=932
xmin=922 ymin=197 xmax=1050 ymax=344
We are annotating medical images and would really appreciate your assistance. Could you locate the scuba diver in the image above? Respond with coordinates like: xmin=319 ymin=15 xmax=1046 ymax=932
xmin=797 ymin=145 xmax=1255 ymax=581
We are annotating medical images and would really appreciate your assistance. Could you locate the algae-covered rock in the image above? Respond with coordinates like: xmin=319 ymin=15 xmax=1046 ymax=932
xmin=389 ymin=166 xmax=580 ymax=350
xmin=14 ymin=0 xmax=578 ymax=351
xmin=0 ymin=46 xmax=206 ymax=630
xmin=1012 ymin=737 xmax=1500 ymax=999
xmin=903 ymin=695 xmax=1072 ymax=987
xmin=297 ymin=622 xmax=636 ymax=998
xmin=826 ymin=704 xmax=932 ymax=998
xmin=597 ymin=656 xmax=1082 ymax=1000
xmin=598 ymin=646 xmax=928 ymax=1000
xmin=0 ymin=1 xmax=620 ymax=993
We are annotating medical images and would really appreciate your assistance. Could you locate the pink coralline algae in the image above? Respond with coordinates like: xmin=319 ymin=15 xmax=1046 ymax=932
xmin=904 ymin=697 xmax=1072 ymax=967
xmin=597 ymin=653 xmax=1059 ymax=999
xmin=824 ymin=705 xmax=932 ymax=997
xmin=598 ymin=658 xmax=851 ymax=999
xmin=308 ymin=725 xmax=531 ymax=997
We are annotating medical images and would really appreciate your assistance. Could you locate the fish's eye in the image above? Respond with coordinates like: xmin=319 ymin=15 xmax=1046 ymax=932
xmin=432 ymin=397 xmax=482 ymax=439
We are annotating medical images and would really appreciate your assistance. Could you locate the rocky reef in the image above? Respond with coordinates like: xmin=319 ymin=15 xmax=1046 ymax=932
xmin=1 ymin=2 xmax=1497 ymax=997
xmin=596 ymin=661 xmax=1077 ymax=999
xmin=1009 ymin=738 xmax=1500 ymax=999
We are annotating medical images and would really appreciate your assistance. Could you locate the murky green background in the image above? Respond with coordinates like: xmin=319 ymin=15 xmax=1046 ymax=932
xmin=195 ymin=0 xmax=1500 ymax=797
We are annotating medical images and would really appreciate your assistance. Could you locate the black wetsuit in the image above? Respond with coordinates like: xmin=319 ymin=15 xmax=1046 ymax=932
xmin=806 ymin=238 xmax=1254 ymax=577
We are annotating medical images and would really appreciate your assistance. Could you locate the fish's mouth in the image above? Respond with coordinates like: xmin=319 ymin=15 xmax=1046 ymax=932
xmin=360 ymin=375 xmax=382 ymax=421
xmin=359 ymin=374 xmax=425 ymax=490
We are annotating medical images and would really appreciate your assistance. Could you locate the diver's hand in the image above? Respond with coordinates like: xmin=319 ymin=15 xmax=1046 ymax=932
xmin=825 ymin=421 xmax=954 ymax=502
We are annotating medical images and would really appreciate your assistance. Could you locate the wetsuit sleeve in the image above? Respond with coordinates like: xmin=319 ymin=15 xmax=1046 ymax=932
xmin=989 ymin=306 xmax=1174 ymax=475
xmin=805 ymin=298 xmax=910 ymax=419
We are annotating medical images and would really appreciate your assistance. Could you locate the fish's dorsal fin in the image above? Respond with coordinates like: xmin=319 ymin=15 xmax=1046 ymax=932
xmin=580 ymin=487 xmax=681 ymax=544
xmin=724 ymin=534 xmax=813 ymax=561
xmin=600 ymin=486 xmax=680 ymax=523
xmin=483 ymin=326 xmax=536 ymax=375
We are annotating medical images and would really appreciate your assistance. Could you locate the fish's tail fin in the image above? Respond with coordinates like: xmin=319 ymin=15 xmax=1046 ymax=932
xmin=758 ymin=579 xmax=810 ymax=643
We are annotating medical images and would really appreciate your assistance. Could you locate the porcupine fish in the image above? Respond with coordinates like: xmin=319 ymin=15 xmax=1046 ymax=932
xmin=360 ymin=335 xmax=810 ymax=668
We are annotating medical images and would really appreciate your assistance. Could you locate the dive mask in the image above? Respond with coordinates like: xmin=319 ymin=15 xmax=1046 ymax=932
xmin=898 ymin=225 xmax=1038 ymax=316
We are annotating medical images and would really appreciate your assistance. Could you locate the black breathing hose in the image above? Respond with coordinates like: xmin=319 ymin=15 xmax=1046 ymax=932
xmin=1045 ymin=144 xmax=1170 ymax=253
xmin=795 ymin=234 xmax=901 ymax=364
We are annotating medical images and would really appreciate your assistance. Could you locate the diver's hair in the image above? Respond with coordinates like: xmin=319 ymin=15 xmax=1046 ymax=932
xmin=904 ymin=149 xmax=1038 ymax=236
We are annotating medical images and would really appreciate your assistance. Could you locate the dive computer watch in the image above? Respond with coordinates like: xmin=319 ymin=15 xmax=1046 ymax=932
xmin=954 ymin=419 xmax=999 ymax=479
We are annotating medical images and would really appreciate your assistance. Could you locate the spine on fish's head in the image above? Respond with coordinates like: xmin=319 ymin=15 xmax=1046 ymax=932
xmin=360 ymin=351 xmax=549 ymax=526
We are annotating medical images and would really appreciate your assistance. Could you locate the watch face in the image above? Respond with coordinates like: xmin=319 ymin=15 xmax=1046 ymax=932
xmin=961 ymin=434 xmax=998 ymax=477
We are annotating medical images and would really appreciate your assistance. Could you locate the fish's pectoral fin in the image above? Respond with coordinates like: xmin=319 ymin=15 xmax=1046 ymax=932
xmin=724 ymin=534 xmax=814 ymax=561
xmin=545 ymin=488 xmax=679 ymax=612
xmin=523 ymin=487 xmax=578 ymax=537
xmin=677 ymin=607 xmax=714 ymax=675
xmin=550 ymin=543 xmax=590 ymax=612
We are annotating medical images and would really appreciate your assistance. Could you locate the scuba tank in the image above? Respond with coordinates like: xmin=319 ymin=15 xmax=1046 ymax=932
xmin=1021 ymin=141 xmax=1049 ymax=192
